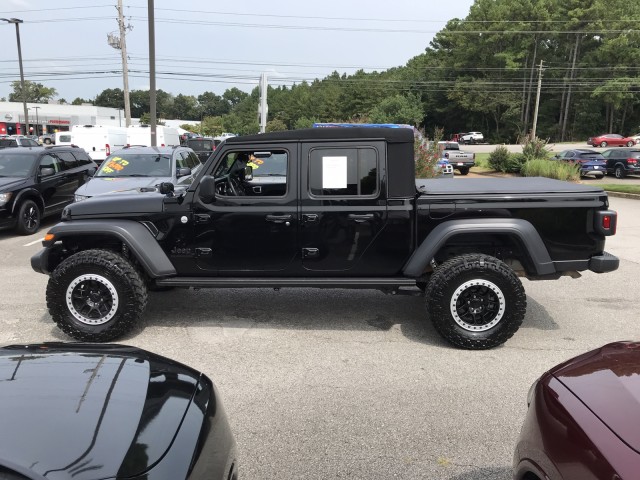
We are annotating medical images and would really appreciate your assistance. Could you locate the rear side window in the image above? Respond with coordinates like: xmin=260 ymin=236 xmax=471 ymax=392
xmin=59 ymin=134 xmax=72 ymax=143
xmin=186 ymin=151 xmax=201 ymax=168
xmin=56 ymin=151 xmax=79 ymax=170
xmin=0 ymin=139 xmax=17 ymax=147
xmin=72 ymin=150 xmax=93 ymax=166
xmin=309 ymin=147 xmax=378 ymax=197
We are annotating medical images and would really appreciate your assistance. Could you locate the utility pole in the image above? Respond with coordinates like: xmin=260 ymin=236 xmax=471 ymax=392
xmin=531 ymin=60 xmax=544 ymax=140
xmin=1 ymin=18 xmax=28 ymax=136
xmin=148 ymin=0 xmax=157 ymax=146
xmin=108 ymin=0 xmax=132 ymax=126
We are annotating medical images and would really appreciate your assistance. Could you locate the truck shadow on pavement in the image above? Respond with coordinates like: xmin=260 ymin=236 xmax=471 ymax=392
xmin=448 ymin=466 xmax=512 ymax=480
xmin=90 ymin=288 xmax=560 ymax=348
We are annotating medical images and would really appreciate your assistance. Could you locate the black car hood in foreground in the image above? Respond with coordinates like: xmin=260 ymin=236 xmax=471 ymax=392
xmin=0 ymin=177 xmax=27 ymax=191
xmin=0 ymin=343 xmax=201 ymax=480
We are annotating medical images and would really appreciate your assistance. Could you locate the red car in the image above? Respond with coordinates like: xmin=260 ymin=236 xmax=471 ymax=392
xmin=587 ymin=134 xmax=636 ymax=148
xmin=514 ymin=341 xmax=640 ymax=480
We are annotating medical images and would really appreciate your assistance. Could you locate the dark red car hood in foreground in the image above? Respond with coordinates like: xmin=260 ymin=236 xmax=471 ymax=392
xmin=0 ymin=343 xmax=201 ymax=480
xmin=551 ymin=341 xmax=640 ymax=454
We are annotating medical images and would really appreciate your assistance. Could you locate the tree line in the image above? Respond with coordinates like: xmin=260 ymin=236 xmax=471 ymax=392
xmin=5 ymin=0 xmax=640 ymax=141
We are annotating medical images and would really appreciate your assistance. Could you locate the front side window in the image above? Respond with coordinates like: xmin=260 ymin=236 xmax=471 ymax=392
xmin=309 ymin=147 xmax=378 ymax=197
xmin=39 ymin=154 xmax=61 ymax=174
xmin=96 ymin=153 xmax=172 ymax=177
xmin=213 ymin=150 xmax=288 ymax=197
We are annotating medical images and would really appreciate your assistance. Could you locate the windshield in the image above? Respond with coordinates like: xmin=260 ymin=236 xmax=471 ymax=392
xmin=96 ymin=153 xmax=172 ymax=177
xmin=187 ymin=139 xmax=214 ymax=151
xmin=0 ymin=153 xmax=36 ymax=177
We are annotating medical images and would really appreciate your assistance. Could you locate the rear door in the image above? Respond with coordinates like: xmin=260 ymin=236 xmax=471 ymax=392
xmin=299 ymin=141 xmax=389 ymax=274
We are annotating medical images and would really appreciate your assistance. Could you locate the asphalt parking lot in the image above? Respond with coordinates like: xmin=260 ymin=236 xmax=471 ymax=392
xmin=1 ymin=195 xmax=638 ymax=480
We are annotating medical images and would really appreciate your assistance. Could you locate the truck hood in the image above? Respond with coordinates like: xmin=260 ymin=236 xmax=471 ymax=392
xmin=75 ymin=176 xmax=172 ymax=197
xmin=66 ymin=191 xmax=167 ymax=217
xmin=0 ymin=343 xmax=200 ymax=480
xmin=551 ymin=341 xmax=640 ymax=455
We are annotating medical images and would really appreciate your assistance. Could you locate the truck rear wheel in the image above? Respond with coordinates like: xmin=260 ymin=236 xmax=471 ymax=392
xmin=46 ymin=249 xmax=148 ymax=342
xmin=424 ymin=254 xmax=526 ymax=349
xmin=458 ymin=167 xmax=470 ymax=175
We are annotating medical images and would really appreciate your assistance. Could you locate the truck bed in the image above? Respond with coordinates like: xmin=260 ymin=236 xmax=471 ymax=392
xmin=416 ymin=177 xmax=606 ymax=196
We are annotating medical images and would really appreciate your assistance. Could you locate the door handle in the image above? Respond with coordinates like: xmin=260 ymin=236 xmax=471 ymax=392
xmin=348 ymin=213 xmax=375 ymax=223
xmin=265 ymin=214 xmax=292 ymax=224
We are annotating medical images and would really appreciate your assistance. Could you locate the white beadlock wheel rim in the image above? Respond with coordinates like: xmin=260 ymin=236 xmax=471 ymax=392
xmin=66 ymin=274 xmax=119 ymax=325
xmin=450 ymin=279 xmax=506 ymax=332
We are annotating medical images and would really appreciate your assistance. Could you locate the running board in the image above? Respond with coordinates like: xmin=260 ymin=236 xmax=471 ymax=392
xmin=155 ymin=277 xmax=419 ymax=290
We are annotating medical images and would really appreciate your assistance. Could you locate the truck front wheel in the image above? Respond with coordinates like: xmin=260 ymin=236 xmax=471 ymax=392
xmin=424 ymin=254 xmax=526 ymax=349
xmin=46 ymin=249 xmax=148 ymax=342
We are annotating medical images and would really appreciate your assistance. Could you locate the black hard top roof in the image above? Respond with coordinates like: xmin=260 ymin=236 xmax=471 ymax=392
xmin=225 ymin=127 xmax=415 ymax=144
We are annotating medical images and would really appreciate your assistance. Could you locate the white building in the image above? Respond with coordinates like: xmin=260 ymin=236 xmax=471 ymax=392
xmin=0 ymin=101 xmax=126 ymax=136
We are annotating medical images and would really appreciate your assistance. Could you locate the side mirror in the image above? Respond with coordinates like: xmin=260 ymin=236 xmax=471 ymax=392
xmin=87 ymin=167 xmax=97 ymax=177
xmin=198 ymin=175 xmax=216 ymax=203
xmin=40 ymin=167 xmax=55 ymax=177
xmin=158 ymin=182 xmax=175 ymax=195
xmin=244 ymin=166 xmax=253 ymax=181
xmin=177 ymin=167 xmax=191 ymax=178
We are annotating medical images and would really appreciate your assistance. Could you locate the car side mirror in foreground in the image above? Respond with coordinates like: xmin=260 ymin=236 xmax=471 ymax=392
xmin=159 ymin=182 xmax=175 ymax=195
xmin=198 ymin=175 xmax=216 ymax=203
xmin=87 ymin=167 xmax=97 ymax=177
xmin=40 ymin=167 xmax=55 ymax=177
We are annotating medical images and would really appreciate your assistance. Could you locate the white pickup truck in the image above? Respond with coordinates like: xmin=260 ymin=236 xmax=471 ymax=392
xmin=437 ymin=141 xmax=475 ymax=175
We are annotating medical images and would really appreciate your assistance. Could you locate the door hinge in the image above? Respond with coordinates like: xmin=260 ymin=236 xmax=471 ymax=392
xmin=194 ymin=247 xmax=212 ymax=257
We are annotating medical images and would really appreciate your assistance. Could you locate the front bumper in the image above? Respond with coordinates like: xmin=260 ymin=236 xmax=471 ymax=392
xmin=589 ymin=251 xmax=619 ymax=273
xmin=31 ymin=247 xmax=50 ymax=275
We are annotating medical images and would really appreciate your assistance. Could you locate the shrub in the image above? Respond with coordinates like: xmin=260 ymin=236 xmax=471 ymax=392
xmin=520 ymin=159 xmax=580 ymax=181
xmin=522 ymin=136 xmax=551 ymax=161
xmin=506 ymin=153 xmax=527 ymax=173
xmin=414 ymin=127 xmax=443 ymax=178
xmin=488 ymin=145 xmax=511 ymax=172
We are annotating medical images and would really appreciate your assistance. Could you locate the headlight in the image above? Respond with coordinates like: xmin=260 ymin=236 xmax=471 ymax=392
xmin=74 ymin=194 xmax=90 ymax=202
xmin=0 ymin=192 xmax=12 ymax=207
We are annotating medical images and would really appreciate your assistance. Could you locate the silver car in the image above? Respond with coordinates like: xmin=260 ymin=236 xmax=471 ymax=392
xmin=74 ymin=145 xmax=203 ymax=201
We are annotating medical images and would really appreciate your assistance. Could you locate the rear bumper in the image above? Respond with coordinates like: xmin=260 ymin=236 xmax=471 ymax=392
xmin=589 ymin=251 xmax=619 ymax=273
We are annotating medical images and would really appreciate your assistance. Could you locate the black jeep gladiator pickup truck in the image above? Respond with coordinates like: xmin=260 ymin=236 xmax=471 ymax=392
xmin=31 ymin=128 xmax=619 ymax=349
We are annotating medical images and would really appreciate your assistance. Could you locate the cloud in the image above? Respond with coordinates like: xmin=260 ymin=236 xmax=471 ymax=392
xmin=7 ymin=0 xmax=31 ymax=8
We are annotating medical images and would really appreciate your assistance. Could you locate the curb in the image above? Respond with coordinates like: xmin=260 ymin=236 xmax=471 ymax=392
xmin=604 ymin=191 xmax=640 ymax=200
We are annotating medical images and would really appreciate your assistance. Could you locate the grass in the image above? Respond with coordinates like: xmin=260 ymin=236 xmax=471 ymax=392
xmin=472 ymin=153 xmax=492 ymax=171
xmin=520 ymin=159 xmax=580 ymax=181
xmin=599 ymin=184 xmax=640 ymax=195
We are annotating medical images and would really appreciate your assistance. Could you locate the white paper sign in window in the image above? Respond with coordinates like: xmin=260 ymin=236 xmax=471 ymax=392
xmin=322 ymin=156 xmax=347 ymax=189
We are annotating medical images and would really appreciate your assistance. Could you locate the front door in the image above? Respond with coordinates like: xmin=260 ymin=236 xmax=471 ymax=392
xmin=38 ymin=153 xmax=78 ymax=215
xmin=299 ymin=141 xmax=389 ymax=274
xmin=191 ymin=143 xmax=298 ymax=274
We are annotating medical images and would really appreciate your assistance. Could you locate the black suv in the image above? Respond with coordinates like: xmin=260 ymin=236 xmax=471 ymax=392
xmin=185 ymin=137 xmax=216 ymax=163
xmin=0 ymin=146 xmax=96 ymax=234
xmin=601 ymin=148 xmax=640 ymax=178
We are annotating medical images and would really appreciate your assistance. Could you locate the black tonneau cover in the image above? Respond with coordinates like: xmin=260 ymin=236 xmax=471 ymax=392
xmin=416 ymin=177 xmax=606 ymax=196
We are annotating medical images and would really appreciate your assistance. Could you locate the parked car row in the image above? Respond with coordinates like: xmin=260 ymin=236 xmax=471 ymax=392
xmin=554 ymin=147 xmax=640 ymax=179
xmin=0 ymin=143 xmax=203 ymax=235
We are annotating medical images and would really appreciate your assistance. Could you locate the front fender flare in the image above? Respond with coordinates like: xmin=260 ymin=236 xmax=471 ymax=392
xmin=39 ymin=219 xmax=177 ymax=278
xmin=403 ymin=218 xmax=555 ymax=277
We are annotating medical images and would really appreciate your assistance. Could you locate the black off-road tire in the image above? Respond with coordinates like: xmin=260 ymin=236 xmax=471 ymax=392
xmin=15 ymin=199 xmax=40 ymax=235
xmin=424 ymin=254 xmax=526 ymax=349
xmin=46 ymin=249 xmax=148 ymax=341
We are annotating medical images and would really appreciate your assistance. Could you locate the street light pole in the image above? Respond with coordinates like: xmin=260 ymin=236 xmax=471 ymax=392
xmin=31 ymin=106 xmax=40 ymax=136
xmin=1 ymin=18 xmax=29 ymax=136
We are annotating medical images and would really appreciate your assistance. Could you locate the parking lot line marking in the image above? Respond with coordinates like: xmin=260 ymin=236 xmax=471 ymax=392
xmin=23 ymin=238 xmax=43 ymax=247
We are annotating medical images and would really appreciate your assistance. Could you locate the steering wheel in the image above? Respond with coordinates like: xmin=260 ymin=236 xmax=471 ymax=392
xmin=214 ymin=173 xmax=245 ymax=196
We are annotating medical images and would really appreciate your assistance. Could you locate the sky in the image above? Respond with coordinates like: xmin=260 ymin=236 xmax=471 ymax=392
xmin=1 ymin=0 xmax=475 ymax=102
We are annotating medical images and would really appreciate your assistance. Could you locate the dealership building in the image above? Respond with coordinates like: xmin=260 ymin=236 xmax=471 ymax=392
xmin=0 ymin=102 xmax=127 ymax=136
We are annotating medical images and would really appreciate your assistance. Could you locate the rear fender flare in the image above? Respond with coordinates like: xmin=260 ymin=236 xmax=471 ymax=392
xmin=44 ymin=220 xmax=177 ymax=278
xmin=403 ymin=218 xmax=555 ymax=277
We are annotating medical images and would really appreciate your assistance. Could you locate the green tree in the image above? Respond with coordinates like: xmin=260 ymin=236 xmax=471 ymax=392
xmin=198 ymin=91 xmax=230 ymax=117
xmin=9 ymin=81 xmax=57 ymax=103
xmin=94 ymin=88 xmax=124 ymax=109
xmin=71 ymin=97 xmax=90 ymax=105
xmin=266 ymin=118 xmax=288 ymax=132
xmin=369 ymin=94 xmax=424 ymax=125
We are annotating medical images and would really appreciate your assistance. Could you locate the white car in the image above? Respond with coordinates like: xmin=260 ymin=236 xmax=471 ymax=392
xmin=631 ymin=132 xmax=640 ymax=145
xmin=460 ymin=131 xmax=484 ymax=144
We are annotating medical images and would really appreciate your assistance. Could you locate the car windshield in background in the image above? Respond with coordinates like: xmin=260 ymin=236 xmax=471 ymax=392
xmin=578 ymin=153 xmax=604 ymax=159
xmin=96 ymin=153 xmax=172 ymax=177
xmin=0 ymin=153 xmax=36 ymax=177
xmin=0 ymin=139 xmax=17 ymax=148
